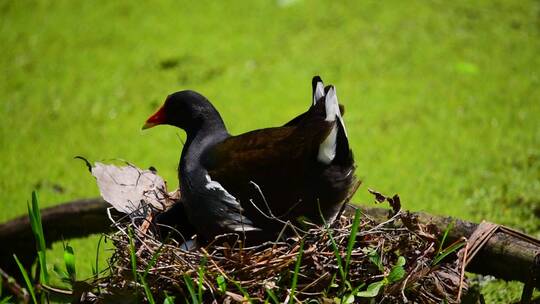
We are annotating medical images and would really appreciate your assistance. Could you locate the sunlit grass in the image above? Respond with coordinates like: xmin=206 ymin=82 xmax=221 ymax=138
xmin=1 ymin=0 xmax=539 ymax=301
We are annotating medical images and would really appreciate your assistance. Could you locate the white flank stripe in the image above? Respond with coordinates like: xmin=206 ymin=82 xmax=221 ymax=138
xmin=205 ymin=174 xmax=238 ymax=203
xmin=205 ymin=174 xmax=261 ymax=232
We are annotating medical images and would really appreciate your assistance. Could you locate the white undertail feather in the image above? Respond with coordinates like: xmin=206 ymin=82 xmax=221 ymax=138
xmin=313 ymin=80 xmax=325 ymax=105
xmin=317 ymin=124 xmax=337 ymax=164
xmin=318 ymin=87 xmax=338 ymax=164
xmin=317 ymin=87 xmax=348 ymax=164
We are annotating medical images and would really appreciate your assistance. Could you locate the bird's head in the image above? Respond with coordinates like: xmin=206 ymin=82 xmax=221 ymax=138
xmin=143 ymin=90 xmax=222 ymax=132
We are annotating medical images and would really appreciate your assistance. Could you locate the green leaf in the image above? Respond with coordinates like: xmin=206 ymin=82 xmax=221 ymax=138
xmin=334 ymin=294 xmax=355 ymax=304
xmin=63 ymin=244 xmax=76 ymax=283
xmin=13 ymin=254 xmax=37 ymax=304
xmin=344 ymin=294 xmax=355 ymax=304
xmin=388 ymin=256 xmax=406 ymax=283
xmin=216 ymin=275 xmax=227 ymax=293
xmin=163 ymin=294 xmax=175 ymax=304
xmin=395 ymin=256 xmax=406 ymax=267
xmin=387 ymin=267 xmax=405 ymax=283
xmin=356 ymin=280 xmax=384 ymax=298
xmin=368 ymin=249 xmax=383 ymax=272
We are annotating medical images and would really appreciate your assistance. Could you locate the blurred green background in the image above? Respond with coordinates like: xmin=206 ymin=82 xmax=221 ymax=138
xmin=1 ymin=0 xmax=539 ymax=302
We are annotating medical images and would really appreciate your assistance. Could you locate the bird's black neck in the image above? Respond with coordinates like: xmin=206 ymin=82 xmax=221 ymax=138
xmin=179 ymin=114 xmax=229 ymax=188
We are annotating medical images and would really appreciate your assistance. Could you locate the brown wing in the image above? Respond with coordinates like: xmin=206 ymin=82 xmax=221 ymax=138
xmin=204 ymin=125 xmax=329 ymax=180
xmin=201 ymin=123 xmax=333 ymax=232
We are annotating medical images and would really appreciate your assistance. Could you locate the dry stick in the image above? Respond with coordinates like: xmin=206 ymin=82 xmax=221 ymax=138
xmin=298 ymin=271 xmax=330 ymax=292
xmin=400 ymin=242 xmax=435 ymax=303
xmin=456 ymin=236 xmax=468 ymax=302
xmin=0 ymin=266 xmax=28 ymax=302
xmin=249 ymin=181 xmax=302 ymax=220
xmin=247 ymin=181 xmax=307 ymax=237
xmin=107 ymin=208 xmax=153 ymax=253
xmin=357 ymin=211 xmax=402 ymax=237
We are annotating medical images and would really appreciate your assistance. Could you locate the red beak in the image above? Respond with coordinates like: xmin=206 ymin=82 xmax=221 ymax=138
xmin=142 ymin=105 xmax=166 ymax=130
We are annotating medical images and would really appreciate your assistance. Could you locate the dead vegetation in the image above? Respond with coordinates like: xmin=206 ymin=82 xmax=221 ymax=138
xmin=93 ymin=199 xmax=467 ymax=303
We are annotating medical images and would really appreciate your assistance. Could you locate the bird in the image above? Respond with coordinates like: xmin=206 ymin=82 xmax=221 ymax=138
xmin=143 ymin=76 xmax=357 ymax=244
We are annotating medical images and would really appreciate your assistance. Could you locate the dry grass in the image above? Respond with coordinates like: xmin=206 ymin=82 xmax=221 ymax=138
xmin=88 ymin=201 xmax=467 ymax=303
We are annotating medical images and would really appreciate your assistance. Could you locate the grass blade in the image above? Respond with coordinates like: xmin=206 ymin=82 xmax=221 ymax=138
xmin=197 ymin=260 xmax=206 ymax=304
xmin=28 ymin=191 xmax=49 ymax=284
xmin=143 ymin=242 xmax=165 ymax=279
xmin=0 ymin=296 xmax=12 ymax=304
xmin=433 ymin=239 xmax=466 ymax=265
xmin=265 ymin=288 xmax=279 ymax=304
xmin=183 ymin=275 xmax=198 ymax=304
xmin=13 ymin=254 xmax=37 ymax=304
xmin=326 ymin=227 xmax=346 ymax=282
xmin=93 ymin=234 xmax=104 ymax=279
xmin=318 ymin=200 xmax=347 ymax=283
xmin=344 ymin=208 xmax=361 ymax=277
xmin=437 ymin=220 xmax=455 ymax=254
xmin=139 ymin=274 xmax=155 ymax=304
xmin=127 ymin=227 xmax=137 ymax=281
xmin=232 ymin=281 xmax=252 ymax=304
xmin=288 ymin=240 xmax=304 ymax=304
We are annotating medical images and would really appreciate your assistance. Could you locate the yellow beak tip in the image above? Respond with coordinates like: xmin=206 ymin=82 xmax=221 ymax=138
xmin=141 ymin=122 xmax=155 ymax=130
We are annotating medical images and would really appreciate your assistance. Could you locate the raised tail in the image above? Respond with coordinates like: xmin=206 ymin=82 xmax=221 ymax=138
xmin=317 ymin=85 xmax=351 ymax=165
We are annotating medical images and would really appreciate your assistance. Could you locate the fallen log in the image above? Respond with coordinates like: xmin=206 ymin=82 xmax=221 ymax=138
xmin=0 ymin=198 xmax=115 ymax=275
xmin=348 ymin=207 xmax=540 ymax=289
xmin=0 ymin=198 xmax=538 ymax=288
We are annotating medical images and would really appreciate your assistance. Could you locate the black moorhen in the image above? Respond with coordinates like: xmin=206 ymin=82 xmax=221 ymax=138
xmin=143 ymin=76 xmax=357 ymax=243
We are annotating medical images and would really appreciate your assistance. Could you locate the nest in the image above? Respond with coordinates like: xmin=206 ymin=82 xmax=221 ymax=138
xmin=92 ymin=202 xmax=467 ymax=303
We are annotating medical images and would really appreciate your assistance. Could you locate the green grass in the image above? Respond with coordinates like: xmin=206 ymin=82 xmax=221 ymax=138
xmin=1 ymin=0 xmax=539 ymax=302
